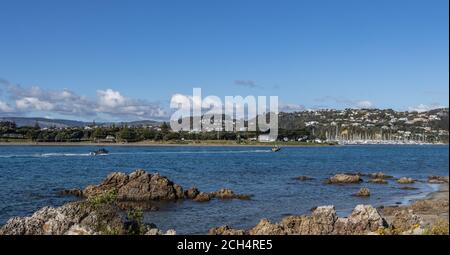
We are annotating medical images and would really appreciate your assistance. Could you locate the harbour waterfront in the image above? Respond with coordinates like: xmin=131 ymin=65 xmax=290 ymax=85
xmin=0 ymin=145 xmax=448 ymax=234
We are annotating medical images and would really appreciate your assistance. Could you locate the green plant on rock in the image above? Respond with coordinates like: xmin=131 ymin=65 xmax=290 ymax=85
xmin=126 ymin=209 xmax=147 ymax=235
xmin=86 ymin=189 xmax=118 ymax=209
xmin=100 ymin=226 xmax=121 ymax=235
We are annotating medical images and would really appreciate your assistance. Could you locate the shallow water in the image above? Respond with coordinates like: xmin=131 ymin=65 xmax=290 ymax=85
xmin=0 ymin=145 xmax=448 ymax=234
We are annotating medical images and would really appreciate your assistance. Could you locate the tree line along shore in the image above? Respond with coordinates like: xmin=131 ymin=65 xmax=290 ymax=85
xmin=0 ymin=120 xmax=337 ymax=145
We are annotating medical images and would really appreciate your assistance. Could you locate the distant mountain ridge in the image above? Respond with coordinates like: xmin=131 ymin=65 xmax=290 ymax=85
xmin=1 ymin=108 xmax=448 ymax=130
xmin=0 ymin=117 xmax=162 ymax=128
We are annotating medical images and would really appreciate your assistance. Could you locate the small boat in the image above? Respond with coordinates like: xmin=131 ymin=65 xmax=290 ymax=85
xmin=90 ymin=148 xmax=109 ymax=156
xmin=271 ymin=146 xmax=281 ymax=152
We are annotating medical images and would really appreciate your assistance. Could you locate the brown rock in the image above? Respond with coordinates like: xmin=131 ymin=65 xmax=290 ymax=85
xmin=60 ymin=188 xmax=83 ymax=197
xmin=397 ymin=177 xmax=415 ymax=184
xmin=209 ymin=225 xmax=246 ymax=235
xmin=428 ymin=176 xmax=449 ymax=184
xmin=210 ymin=189 xmax=252 ymax=200
xmin=327 ymin=174 xmax=362 ymax=184
xmin=211 ymin=188 xmax=236 ymax=199
xmin=355 ymin=188 xmax=371 ymax=197
xmin=209 ymin=204 xmax=387 ymax=235
xmin=368 ymin=172 xmax=393 ymax=179
xmin=249 ymin=219 xmax=285 ymax=235
xmin=369 ymin=178 xmax=388 ymax=184
xmin=80 ymin=170 xmax=184 ymax=201
xmin=0 ymin=201 xmax=167 ymax=235
xmin=193 ymin=192 xmax=211 ymax=202
xmin=184 ymin=187 xmax=200 ymax=199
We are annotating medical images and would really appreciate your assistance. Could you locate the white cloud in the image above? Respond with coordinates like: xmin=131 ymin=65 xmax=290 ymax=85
xmin=16 ymin=97 xmax=54 ymax=111
xmin=314 ymin=96 xmax=374 ymax=109
xmin=408 ymin=103 xmax=445 ymax=112
xmin=0 ymin=80 xmax=167 ymax=120
xmin=355 ymin=100 xmax=373 ymax=108
xmin=280 ymin=103 xmax=305 ymax=112
xmin=97 ymin=89 xmax=126 ymax=108
xmin=170 ymin=93 xmax=205 ymax=110
xmin=234 ymin=80 xmax=262 ymax=88
xmin=0 ymin=100 xmax=14 ymax=112
xmin=96 ymin=89 xmax=166 ymax=119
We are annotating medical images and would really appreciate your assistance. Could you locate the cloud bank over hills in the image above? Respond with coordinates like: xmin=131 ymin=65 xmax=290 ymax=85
xmin=1 ymin=79 xmax=448 ymax=122
xmin=0 ymin=79 xmax=167 ymax=121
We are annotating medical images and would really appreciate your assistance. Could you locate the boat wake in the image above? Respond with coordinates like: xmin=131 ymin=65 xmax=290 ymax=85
xmin=39 ymin=153 xmax=93 ymax=157
xmin=0 ymin=150 xmax=271 ymax=158
xmin=0 ymin=153 xmax=93 ymax=158
xmin=110 ymin=149 xmax=272 ymax=155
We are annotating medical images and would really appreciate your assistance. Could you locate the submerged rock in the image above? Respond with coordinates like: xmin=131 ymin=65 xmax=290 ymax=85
xmin=368 ymin=172 xmax=393 ymax=179
xmin=355 ymin=188 xmax=371 ymax=197
xmin=399 ymin=186 xmax=418 ymax=190
xmin=326 ymin=174 xmax=362 ymax=184
xmin=59 ymin=188 xmax=83 ymax=197
xmin=210 ymin=189 xmax=252 ymax=200
xmin=210 ymin=204 xmax=387 ymax=235
xmin=397 ymin=177 xmax=415 ymax=184
xmin=293 ymin=176 xmax=315 ymax=181
xmin=369 ymin=178 xmax=388 ymax=184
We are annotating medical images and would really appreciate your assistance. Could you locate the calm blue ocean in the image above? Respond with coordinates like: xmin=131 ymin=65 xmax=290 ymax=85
xmin=0 ymin=145 xmax=448 ymax=234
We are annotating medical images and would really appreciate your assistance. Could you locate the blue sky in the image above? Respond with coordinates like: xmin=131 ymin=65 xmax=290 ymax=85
xmin=0 ymin=0 xmax=448 ymax=121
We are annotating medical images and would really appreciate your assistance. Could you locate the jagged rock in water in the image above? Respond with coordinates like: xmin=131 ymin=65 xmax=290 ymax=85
xmin=326 ymin=174 xmax=362 ymax=184
xmin=184 ymin=187 xmax=200 ymax=199
xmin=428 ymin=176 xmax=449 ymax=184
xmin=209 ymin=204 xmax=387 ymax=235
xmin=369 ymin=178 xmax=388 ymax=184
xmin=59 ymin=188 xmax=83 ymax=197
xmin=397 ymin=177 xmax=415 ymax=184
xmin=79 ymin=169 xmax=182 ymax=201
xmin=193 ymin=192 xmax=212 ymax=202
xmin=0 ymin=201 xmax=170 ymax=235
xmin=368 ymin=172 xmax=393 ymax=179
xmin=210 ymin=188 xmax=251 ymax=200
xmin=62 ymin=169 xmax=250 ymax=205
xmin=355 ymin=188 xmax=371 ymax=197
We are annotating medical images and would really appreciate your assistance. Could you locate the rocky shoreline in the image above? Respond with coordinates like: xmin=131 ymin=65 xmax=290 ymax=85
xmin=209 ymin=183 xmax=449 ymax=235
xmin=0 ymin=170 xmax=448 ymax=235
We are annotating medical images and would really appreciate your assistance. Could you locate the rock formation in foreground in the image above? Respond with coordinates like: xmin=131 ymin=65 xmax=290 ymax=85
xmin=0 ymin=198 xmax=175 ymax=235
xmin=209 ymin=201 xmax=449 ymax=235
xmin=62 ymin=169 xmax=251 ymax=203
xmin=209 ymin=205 xmax=388 ymax=235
